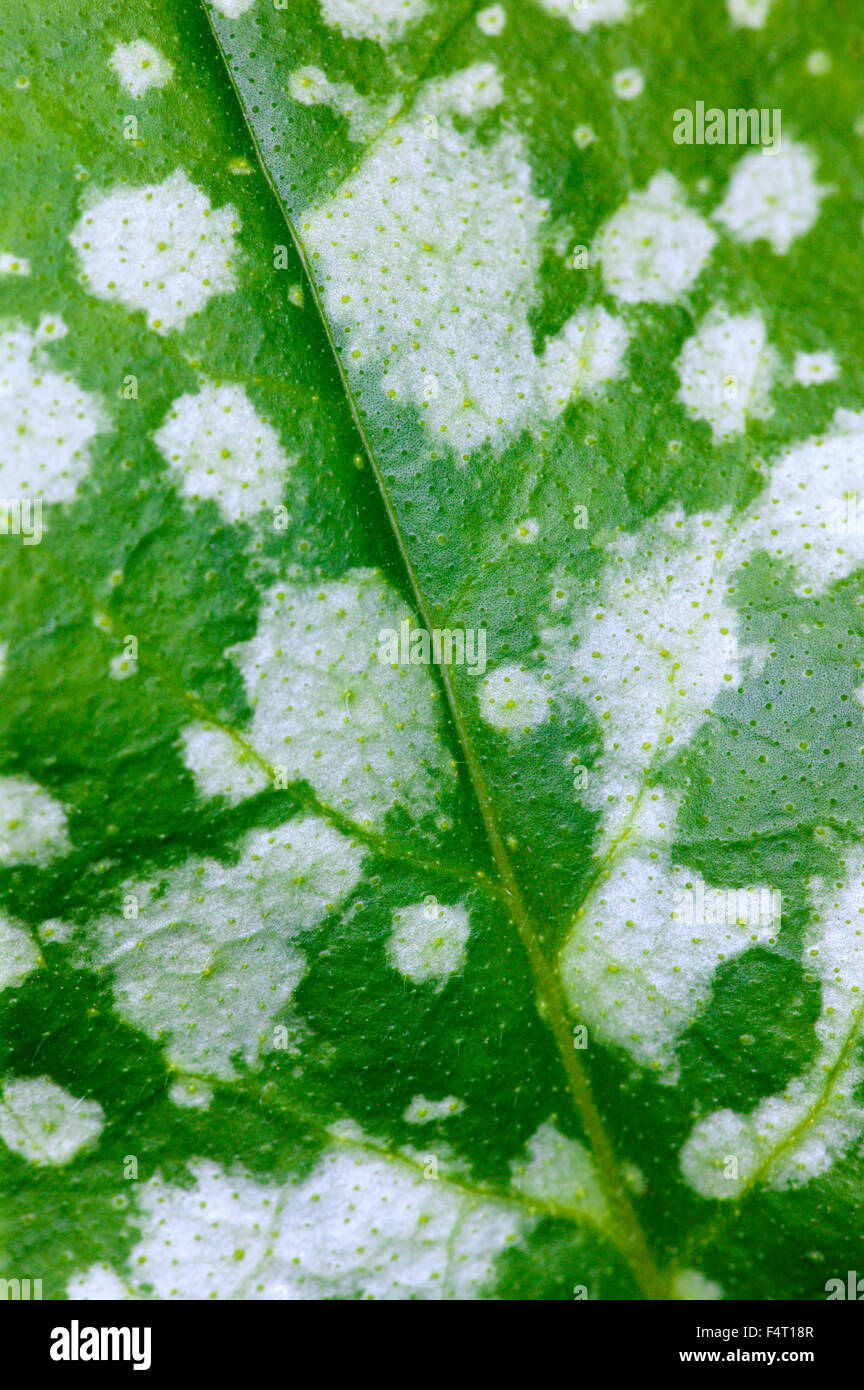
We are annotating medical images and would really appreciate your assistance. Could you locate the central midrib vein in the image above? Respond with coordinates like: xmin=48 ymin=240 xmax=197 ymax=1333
xmin=199 ymin=3 xmax=669 ymax=1300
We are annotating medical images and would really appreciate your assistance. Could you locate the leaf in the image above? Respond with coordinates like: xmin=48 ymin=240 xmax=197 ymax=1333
xmin=2 ymin=0 xmax=864 ymax=1302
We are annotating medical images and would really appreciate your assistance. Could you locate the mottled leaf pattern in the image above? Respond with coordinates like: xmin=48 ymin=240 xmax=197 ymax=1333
xmin=2 ymin=0 xmax=864 ymax=1300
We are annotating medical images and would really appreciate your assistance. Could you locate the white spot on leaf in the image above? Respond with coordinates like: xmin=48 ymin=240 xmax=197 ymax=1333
xmin=0 ymin=316 xmax=109 ymax=501
xmin=672 ymin=1269 xmax=724 ymax=1299
xmin=793 ymin=350 xmax=838 ymax=386
xmin=288 ymin=66 xmax=401 ymax=142
xmin=300 ymin=65 xmax=628 ymax=455
xmin=0 ymin=774 xmax=70 ymax=865
xmin=154 ymin=380 xmax=293 ymax=522
xmin=477 ymin=664 xmax=549 ymax=733
xmin=727 ymin=0 xmax=775 ymax=27
xmin=543 ymin=507 xmax=746 ymax=838
xmin=211 ymin=0 xmax=257 ymax=16
xmin=230 ymin=568 xmax=455 ymax=828
xmin=404 ymin=1094 xmax=466 ymax=1123
xmin=72 ymin=817 xmax=365 ymax=1078
xmin=476 ymin=5 xmax=507 ymax=35
xmin=539 ymin=305 xmax=630 ymax=409
xmin=319 ymin=0 xmax=430 ymax=46
xmin=681 ymin=851 xmax=864 ymax=1198
xmin=0 ymin=916 xmax=42 ymax=993
xmin=676 ymin=308 xmax=778 ymax=441
xmin=594 ymin=173 xmax=717 ymax=305
xmin=109 ymin=40 xmax=174 ymax=99
xmin=533 ymin=0 xmax=632 ymax=34
xmin=180 ymin=723 xmax=269 ymax=804
xmin=0 ymin=1077 xmax=104 ymax=1166
xmin=511 ymin=1121 xmax=608 ymax=1222
xmin=96 ymin=1149 xmax=526 ymax=1298
xmin=559 ymin=800 xmax=778 ymax=1081
xmin=168 ymin=1079 xmax=214 ymax=1110
xmin=736 ymin=408 xmax=864 ymax=594
xmin=109 ymin=652 xmax=137 ymax=680
xmin=387 ymin=900 xmax=470 ymax=986
xmin=0 ymin=253 xmax=30 ymax=275
xmin=70 ymin=170 xmax=240 ymax=334
xmin=713 ymin=142 xmax=833 ymax=256
xmin=612 ymin=67 xmax=644 ymax=100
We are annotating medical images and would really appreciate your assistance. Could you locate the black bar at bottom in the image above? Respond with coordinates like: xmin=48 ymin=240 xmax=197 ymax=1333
xmin=1 ymin=1294 xmax=857 ymax=1375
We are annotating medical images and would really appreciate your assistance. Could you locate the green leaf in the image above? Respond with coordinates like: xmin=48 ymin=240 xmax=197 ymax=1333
xmin=2 ymin=0 xmax=864 ymax=1301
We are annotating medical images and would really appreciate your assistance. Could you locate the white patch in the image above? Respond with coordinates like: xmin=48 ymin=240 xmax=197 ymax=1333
xmin=477 ymin=663 xmax=550 ymax=733
xmin=727 ymin=0 xmax=774 ymax=26
xmin=387 ymin=901 xmax=470 ymax=987
xmin=67 ymin=1265 xmax=132 ymax=1300
xmin=180 ymin=722 xmax=269 ymax=804
xmin=713 ymin=142 xmax=832 ymax=255
xmin=0 ymin=1077 xmax=104 ymax=1165
xmin=109 ymin=40 xmax=174 ymax=99
xmin=735 ymin=408 xmax=864 ymax=595
xmin=154 ymin=380 xmax=293 ymax=522
xmin=0 ymin=915 xmax=42 ymax=992
xmin=542 ymin=507 xmax=746 ymax=841
xmin=229 ymin=568 xmax=455 ymax=828
xmin=541 ymin=408 xmax=864 ymax=1083
xmin=0 ymin=774 xmax=70 ymax=865
xmin=109 ymin=652 xmax=138 ymax=680
xmin=539 ymin=305 xmax=630 ymax=409
xmin=168 ymin=1078 xmax=214 ymax=1110
xmin=117 ymin=1149 xmax=525 ymax=1298
xmin=806 ymin=49 xmax=832 ymax=75
xmin=0 ymin=253 xmax=30 ymax=275
xmin=543 ymin=506 xmax=779 ymax=1077
xmin=513 ymin=517 xmax=540 ymax=545
xmin=510 ymin=1121 xmax=608 ymax=1222
xmin=476 ymin=5 xmax=506 ymax=35
xmin=611 ymin=67 xmax=644 ymax=100
xmin=681 ymin=852 xmax=864 ymax=1198
xmin=212 ymin=0 xmax=257 ymax=16
xmin=675 ymin=308 xmax=778 ymax=441
xmin=403 ymin=1094 xmax=466 ymax=1123
xmin=288 ymin=66 xmax=401 ymax=142
xmin=623 ymin=1163 xmax=645 ymax=1194
xmin=38 ymin=918 xmax=75 ymax=945
xmin=672 ymin=1269 xmax=724 ymax=1300
xmin=594 ymin=173 xmax=717 ymax=305
xmin=0 ymin=315 xmax=109 ymax=501
xmin=70 ymin=169 xmax=240 ymax=334
xmin=300 ymin=65 xmax=628 ymax=455
xmin=533 ymin=0 xmax=632 ymax=34
xmin=72 ymin=817 xmax=365 ymax=1078
xmin=793 ymin=350 xmax=838 ymax=386
xmin=573 ymin=125 xmax=596 ymax=149
xmin=559 ymin=801 xmax=778 ymax=1080
xmin=319 ymin=0 xmax=429 ymax=46
xmin=538 ymin=405 xmax=864 ymax=1081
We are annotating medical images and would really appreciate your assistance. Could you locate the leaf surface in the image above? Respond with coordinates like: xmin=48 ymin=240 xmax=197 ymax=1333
xmin=2 ymin=0 xmax=864 ymax=1300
